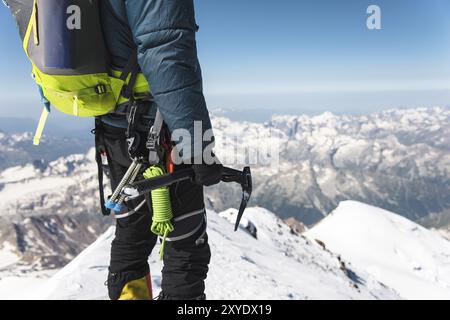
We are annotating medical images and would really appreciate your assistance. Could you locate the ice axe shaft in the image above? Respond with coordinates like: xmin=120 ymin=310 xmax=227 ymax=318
xmin=122 ymin=166 xmax=252 ymax=231
xmin=123 ymin=167 xmax=195 ymax=196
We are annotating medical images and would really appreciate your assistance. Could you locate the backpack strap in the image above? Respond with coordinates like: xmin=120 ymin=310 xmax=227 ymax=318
xmin=119 ymin=49 xmax=165 ymax=165
xmin=33 ymin=107 xmax=49 ymax=146
xmin=93 ymin=118 xmax=110 ymax=216
xmin=119 ymin=49 xmax=140 ymax=100
xmin=33 ymin=85 xmax=51 ymax=146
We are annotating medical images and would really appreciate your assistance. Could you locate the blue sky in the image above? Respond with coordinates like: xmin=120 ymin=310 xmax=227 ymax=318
xmin=0 ymin=0 xmax=450 ymax=121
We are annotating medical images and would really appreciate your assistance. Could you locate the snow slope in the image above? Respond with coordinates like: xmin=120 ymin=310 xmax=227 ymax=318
xmin=0 ymin=270 xmax=55 ymax=300
xmin=306 ymin=201 xmax=450 ymax=300
xmin=37 ymin=208 xmax=398 ymax=300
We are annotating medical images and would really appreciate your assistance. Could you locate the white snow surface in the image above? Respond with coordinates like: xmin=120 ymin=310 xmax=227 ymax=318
xmin=0 ymin=270 xmax=56 ymax=300
xmin=3 ymin=202 xmax=450 ymax=300
xmin=36 ymin=207 xmax=398 ymax=300
xmin=306 ymin=201 xmax=450 ymax=300
xmin=0 ymin=243 xmax=20 ymax=269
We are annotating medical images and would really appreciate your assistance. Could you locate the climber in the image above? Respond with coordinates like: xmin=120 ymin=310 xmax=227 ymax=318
xmin=4 ymin=0 xmax=223 ymax=300
xmin=97 ymin=0 xmax=223 ymax=300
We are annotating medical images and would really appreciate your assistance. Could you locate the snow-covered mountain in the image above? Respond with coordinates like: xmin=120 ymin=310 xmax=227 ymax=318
xmin=0 ymin=149 xmax=111 ymax=272
xmin=7 ymin=202 xmax=450 ymax=300
xmin=0 ymin=130 xmax=92 ymax=170
xmin=1 ymin=107 xmax=449 ymax=226
xmin=1 ymin=149 xmax=99 ymax=217
xmin=0 ymin=106 xmax=449 ymax=280
xmin=210 ymin=106 xmax=450 ymax=225
xmin=34 ymin=206 xmax=400 ymax=300
xmin=306 ymin=201 xmax=450 ymax=300
xmin=2 ymin=190 xmax=450 ymax=300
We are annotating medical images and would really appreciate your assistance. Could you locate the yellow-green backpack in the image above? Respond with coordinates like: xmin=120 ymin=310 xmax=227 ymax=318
xmin=4 ymin=0 xmax=149 ymax=145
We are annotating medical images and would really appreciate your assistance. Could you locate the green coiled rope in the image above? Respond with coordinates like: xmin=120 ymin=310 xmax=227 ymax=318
xmin=143 ymin=165 xmax=174 ymax=260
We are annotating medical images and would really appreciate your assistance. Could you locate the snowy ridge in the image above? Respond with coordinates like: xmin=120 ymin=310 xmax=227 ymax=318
xmin=38 ymin=207 xmax=399 ymax=300
xmin=0 ymin=130 xmax=91 ymax=170
xmin=306 ymin=201 xmax=450 ymax=300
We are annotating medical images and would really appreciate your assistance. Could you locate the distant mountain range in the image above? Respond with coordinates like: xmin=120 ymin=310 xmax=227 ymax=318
xmin=1 ymin=107 xmax=449 ymax=226
xmin=0 ymin=116 xmax=93 ymax=170
xmin=0 ymin=130 xmax=92 ymax=171
xmin=0 ymin=117 xmax=93 ymax=137
xmin=0 ymin=107 xmax=449 ymax=276
xmin=0 ymin=150 xmax=112 ymax=273
xmin=211 ymin=106 xmax=450 ymax=226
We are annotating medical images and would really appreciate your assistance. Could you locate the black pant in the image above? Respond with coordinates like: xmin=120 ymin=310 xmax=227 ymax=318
xmin=98 ymin=122 xmax=211 ymax=300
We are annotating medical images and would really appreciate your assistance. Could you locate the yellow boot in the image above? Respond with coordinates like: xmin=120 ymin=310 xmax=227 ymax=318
xmin=119 ymin=273 xmax=153 ymax=300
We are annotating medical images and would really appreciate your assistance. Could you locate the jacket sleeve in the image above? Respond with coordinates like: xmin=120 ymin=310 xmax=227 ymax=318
xmin=124 ymin=0 xmax=214 ymax=160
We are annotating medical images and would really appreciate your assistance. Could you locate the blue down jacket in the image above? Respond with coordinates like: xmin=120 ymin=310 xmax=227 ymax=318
xmin=101 ymin=0 xmax=213 ymax=154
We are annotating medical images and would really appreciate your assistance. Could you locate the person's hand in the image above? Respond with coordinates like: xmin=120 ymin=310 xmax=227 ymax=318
xmin=192 ymin=162 xmax=223 ymax=186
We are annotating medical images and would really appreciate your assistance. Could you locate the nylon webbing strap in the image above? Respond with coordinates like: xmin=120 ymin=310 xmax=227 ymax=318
xmin=147 ymin=109 xmax=164 ymax=165
xmin=33 ymin=107 xmax=50 ymax=146
xmin=94 ymin=119 xmax=110 ymax=216
xmin=120 ymin=49 xmax=140 ymax=100
xmin=120 ymin=49 xmax=138 ymax=81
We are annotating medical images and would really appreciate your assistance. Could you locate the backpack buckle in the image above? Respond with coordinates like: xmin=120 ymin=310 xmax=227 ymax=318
xmin=146 ymin=126 xmax=160 ymax=165
xmin=95 ymin=84 xmax=107 ymax=95
xmin=146 ymin=128 xmax=158 ymax=150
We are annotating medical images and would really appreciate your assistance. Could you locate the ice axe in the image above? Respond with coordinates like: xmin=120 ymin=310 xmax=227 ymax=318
xmin=122 ymin=166 xmax=252 ymax=231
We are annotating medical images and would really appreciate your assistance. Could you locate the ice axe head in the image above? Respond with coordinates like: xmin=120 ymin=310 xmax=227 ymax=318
xmin=124 ymin=165 xmax=253 ymax=232
xmin=221 ymin=166 xmax=252 ymax=231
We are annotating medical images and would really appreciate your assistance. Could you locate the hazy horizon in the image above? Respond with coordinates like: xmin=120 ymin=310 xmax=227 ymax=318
xmin=1 ymin=0 xmax=450 ymax=121
xmin=1 ymin=105 xmax=448 ymax=138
